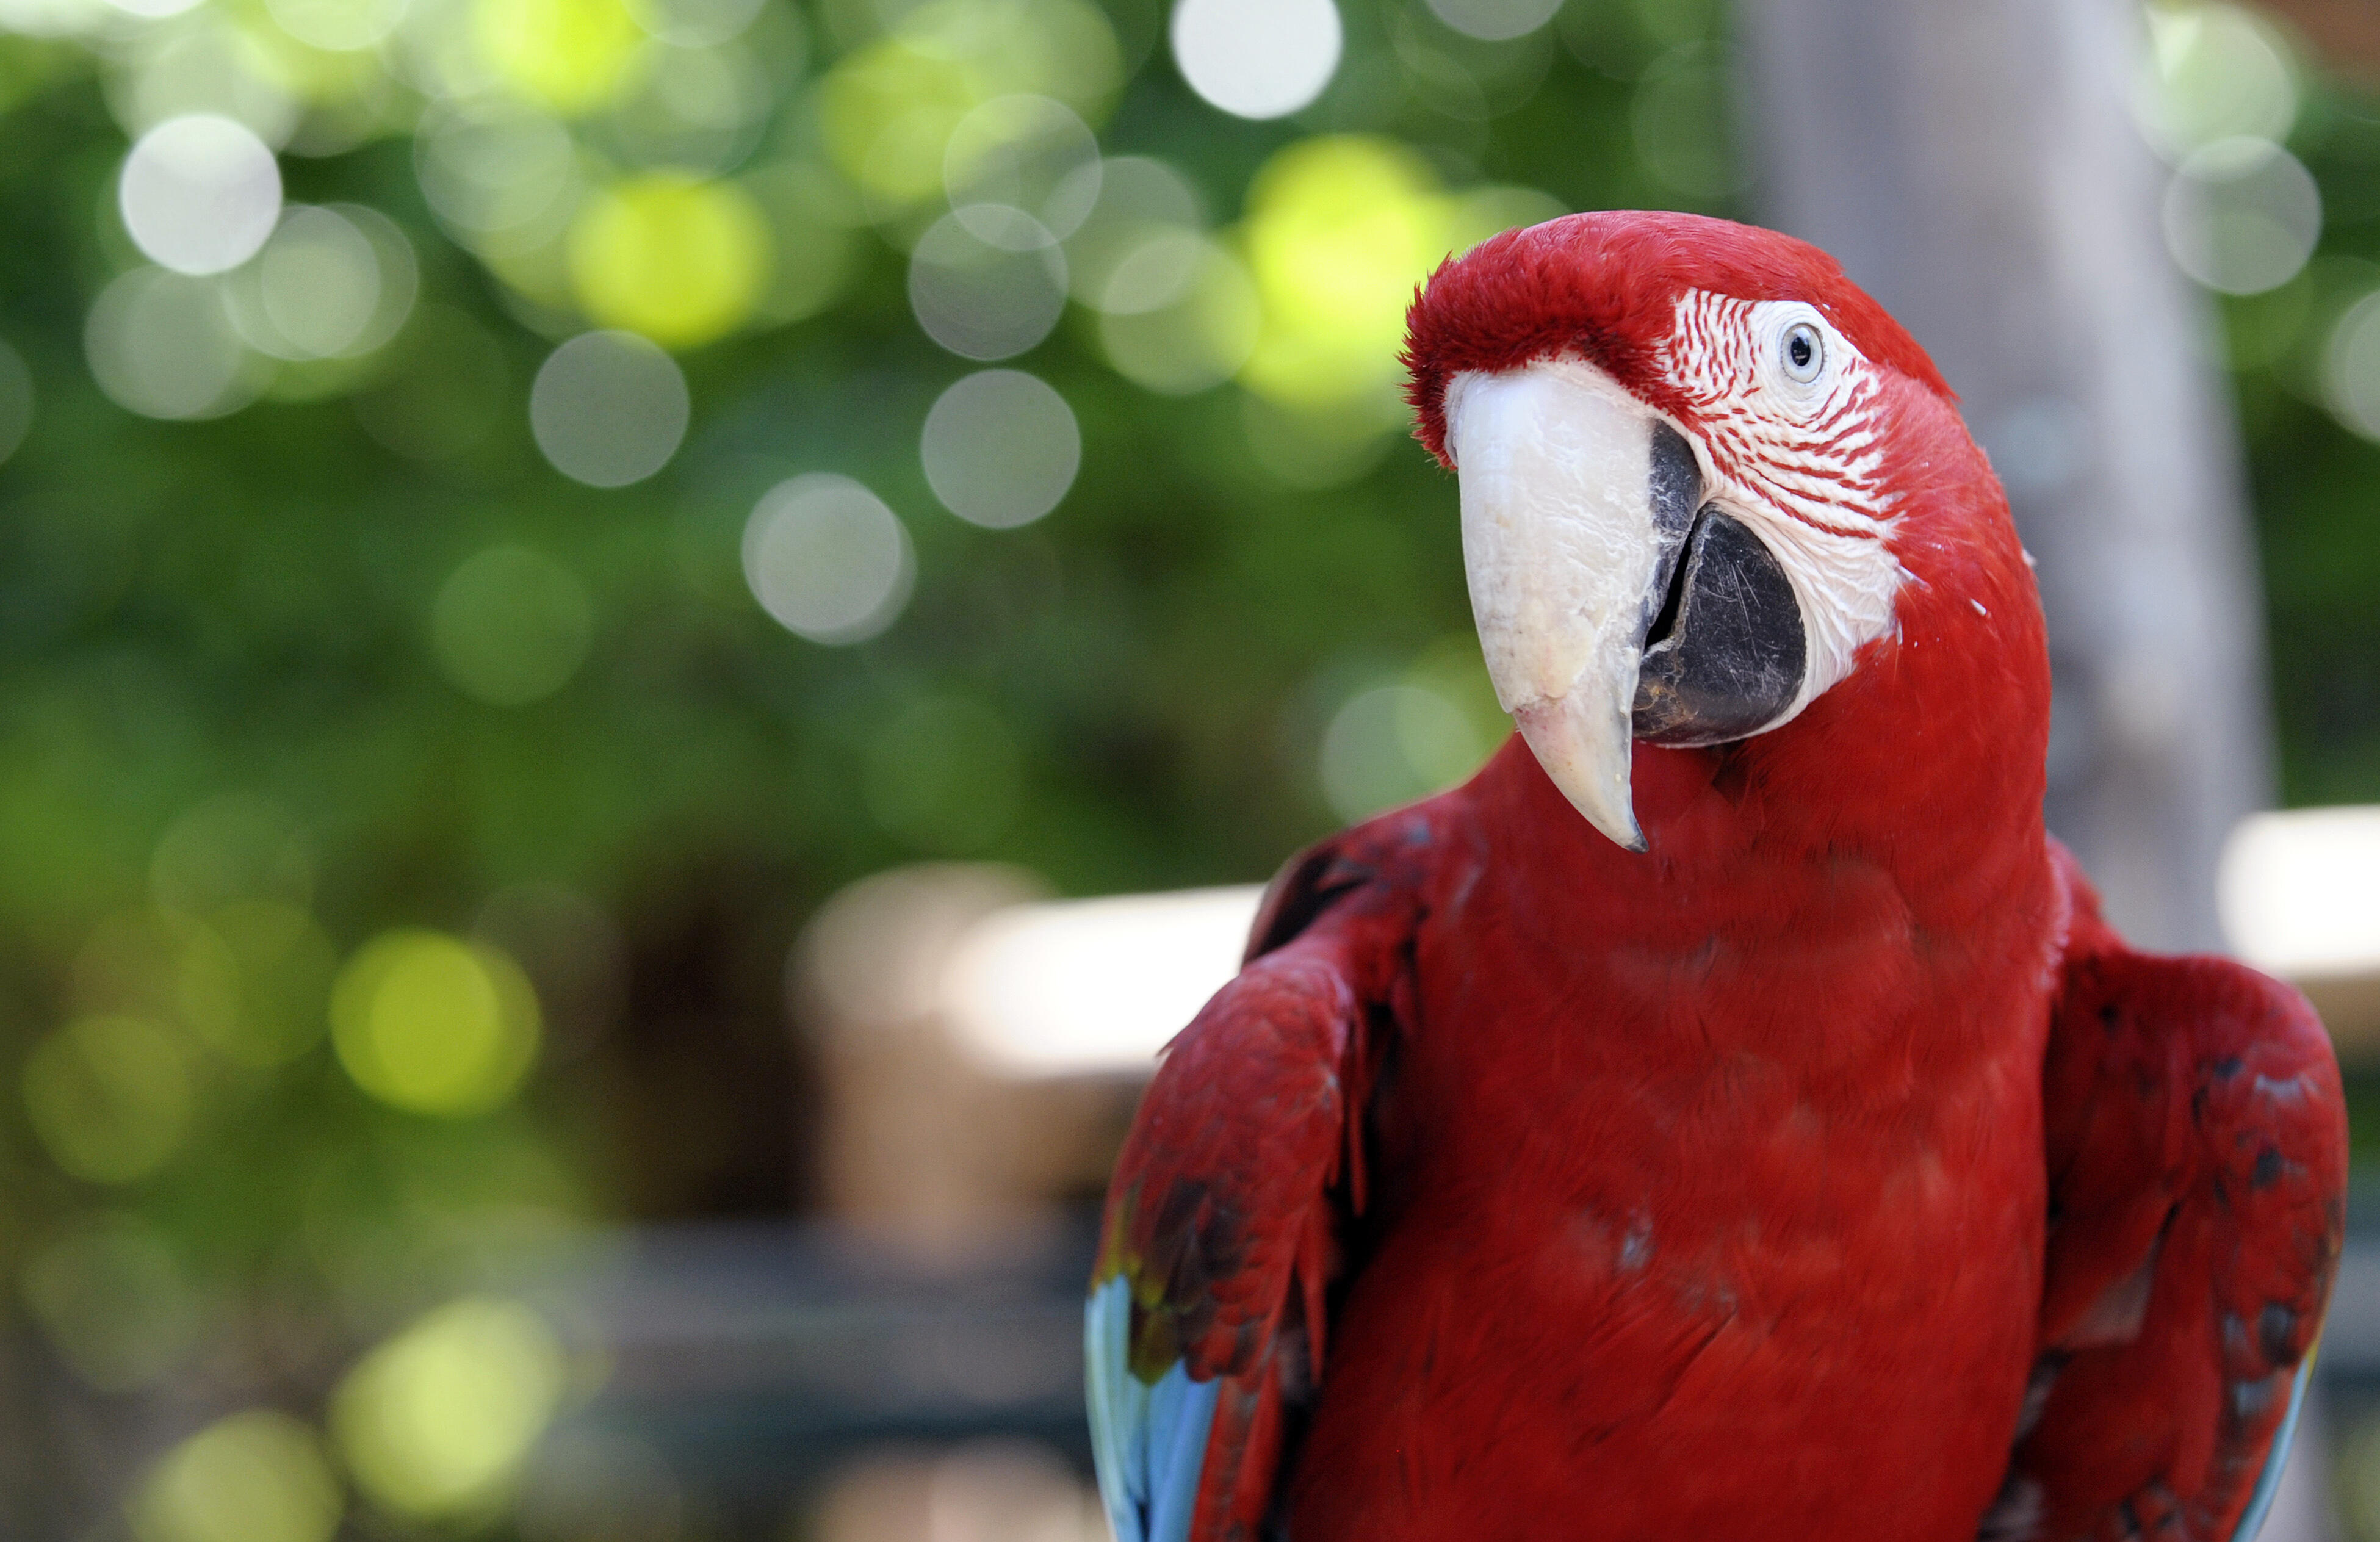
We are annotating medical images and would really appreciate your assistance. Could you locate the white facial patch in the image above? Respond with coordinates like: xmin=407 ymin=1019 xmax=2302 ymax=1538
xmin=1653 ymin=292 xmax=1904 ymax=730
xmin=1438 ymin=299 xmax=1908 ymax=846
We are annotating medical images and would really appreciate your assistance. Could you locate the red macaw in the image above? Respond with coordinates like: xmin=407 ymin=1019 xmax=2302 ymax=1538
xmin=1084 ymin=211 xmax=2348 ymax=1542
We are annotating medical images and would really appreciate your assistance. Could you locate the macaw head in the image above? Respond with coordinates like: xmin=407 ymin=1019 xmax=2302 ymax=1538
xmin=1404 ymin=209 xmax=2044 ymax=852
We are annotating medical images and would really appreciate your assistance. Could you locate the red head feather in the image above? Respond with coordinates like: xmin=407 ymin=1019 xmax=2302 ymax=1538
xmin=1402 ymin=211 xmax=1954 ymax=468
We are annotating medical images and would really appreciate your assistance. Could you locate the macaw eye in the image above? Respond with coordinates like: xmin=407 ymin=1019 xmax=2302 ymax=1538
xmin=1781 ymin=322 xmax=1823 ymax=383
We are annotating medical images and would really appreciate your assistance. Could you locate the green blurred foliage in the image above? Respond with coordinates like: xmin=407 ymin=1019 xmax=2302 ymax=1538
xmin=0 ymin=0 xmax=1729 ymax=1524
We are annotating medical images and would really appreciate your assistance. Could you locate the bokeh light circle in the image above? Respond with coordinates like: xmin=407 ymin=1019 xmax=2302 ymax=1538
xmin=605 ymin=41 xmax=774 ymax=174
xmin=471 ymin=0 xmax=645 ymax=115
xmin=909 ymin=207 xmax=1069 ymax=361
xmin=2135 ymin=3 xmax=2298 ymax=159
xmin=1098 ymin=236 xmax=1260 ymax=394
xmin=2323 ymin=292 xmax=2380 ymax=442
xmin=0 ymin=0 xmax=113 ymax=29
xmin=265 ymin=0 xmax=408 ymax=50
xmin=131 ymin=1410 xmax=342 ymax=1542
xmin=920 ymin=369 xmax=1081 ymax=528
xmin=429 ymin=545 xmax=596 ymax=706
xmin=945 ymin=95 xmax=1102 ymax=243
xmin=1062 ymin=154 xmax=1205 ymax=307
xmin=1170 ymin=0 xmax=1341 ymax=120
xmin=328 ymin=205 xmax=420 ymax=355
xmin=1231 ymin=136 xmax=1545 ymax=409
xmin=2162 ymin=137 xmax=2320 ymax=297
xmin=215 ymin=204 xmax=401 ymax=363
xmin=120 ymin=115 xmax=283 ymax=276
xmin=329 ymin=931 xmax=541 ymax=1116
xmin=1098 ymin=228 xmax=1208 ymax=314
xmin=625 ymin=0 xmax=764 ymax=46
xmin=85 ymin=268 xmax=261 ymax=422
xmin=113 ymin=21 xmax=300 ymax=148
xmin=566 ymin=173 xmax=771 ymax=347
xmin=529 ymin=330 xmax=690 ymax=487
xmin=741 ymin=473 xmax=914 ymax=644
xmin=1319 ymin=683 xmax=1484 ymax=821
xmin=332 ymin=1297 xmax=564 ymax=1519
xmin=414 ymin=98 xmax=579 ymax=250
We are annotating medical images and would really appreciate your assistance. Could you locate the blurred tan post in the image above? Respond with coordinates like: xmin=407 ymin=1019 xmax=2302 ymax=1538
xmin=792 ymin=865 xmax=1141 ymax=1261
xmin=1737 ymin=0 xmax=2275 ymax=953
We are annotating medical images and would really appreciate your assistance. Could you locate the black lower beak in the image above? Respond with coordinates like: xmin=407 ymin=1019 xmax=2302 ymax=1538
xmin=1631 ymin=501 xmax=1808 ymax=748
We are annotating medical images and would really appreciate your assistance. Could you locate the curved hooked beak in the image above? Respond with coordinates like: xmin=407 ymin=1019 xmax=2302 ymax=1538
xmin=1448 ymin=361 xmax=1808 ymax=851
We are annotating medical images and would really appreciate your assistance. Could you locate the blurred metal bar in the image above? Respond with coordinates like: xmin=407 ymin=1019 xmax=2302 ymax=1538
xmin=548 ymin=1219 xmax=1098 ymax=1532
xmin=549 ymin=1214 xmax=2380 ymax=1536
xmin=1736 ymin=0 xmax=2276 ymax=951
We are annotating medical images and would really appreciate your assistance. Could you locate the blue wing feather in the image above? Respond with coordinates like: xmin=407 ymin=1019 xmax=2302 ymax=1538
xmin=1087 ymin=1274 xmax=1222 ymax=1542
xmin=2230 ymin=1341 xmax=2317 ymax=1542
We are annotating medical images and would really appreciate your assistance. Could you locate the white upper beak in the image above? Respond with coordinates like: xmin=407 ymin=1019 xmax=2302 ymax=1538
xmin=1447 ymin=361 xmax=1674 ymax=851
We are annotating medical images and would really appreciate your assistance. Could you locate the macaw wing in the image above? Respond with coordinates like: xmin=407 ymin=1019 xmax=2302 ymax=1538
xmin=1993 ymin=849 xmax=2348 ymax=1542
xmin=1087 ymin=823 xmax=1424 ymax=1542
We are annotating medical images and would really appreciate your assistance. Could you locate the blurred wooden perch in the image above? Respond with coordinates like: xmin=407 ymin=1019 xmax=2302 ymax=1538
xmin=792 ymin=864 xmax=1263 ymax=1257
xmin=2221 ymin=805 xmax=2380 ymax=1054
xmin=793 ymin=803 xmax=2380 ymax=1258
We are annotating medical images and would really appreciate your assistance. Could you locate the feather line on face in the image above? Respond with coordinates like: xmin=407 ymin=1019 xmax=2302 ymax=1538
xmin=1654 ymin=290 xmax=1906 ymax=729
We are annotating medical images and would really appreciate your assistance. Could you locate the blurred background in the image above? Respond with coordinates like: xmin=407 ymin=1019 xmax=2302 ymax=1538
xmin=0 ymin=0 xmax=2378 ymax=1534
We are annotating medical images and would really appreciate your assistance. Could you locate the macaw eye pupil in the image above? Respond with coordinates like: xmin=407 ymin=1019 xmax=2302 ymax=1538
xmin=1789 ymin=336 xmax=1811 ymax=367
xmin=1780 ymin=322 xmax=1823 ymax=382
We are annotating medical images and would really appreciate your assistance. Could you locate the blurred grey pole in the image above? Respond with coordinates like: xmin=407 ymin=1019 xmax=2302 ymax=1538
xmin=1734 ymin=1 xmax=2324 ymax=1535
xmin=1736 ymin=0 xmax=2276 ymax=954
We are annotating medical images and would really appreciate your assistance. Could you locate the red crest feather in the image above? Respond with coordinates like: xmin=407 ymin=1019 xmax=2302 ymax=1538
xmin=1402 ymin=211 xmax=1955 ymax=467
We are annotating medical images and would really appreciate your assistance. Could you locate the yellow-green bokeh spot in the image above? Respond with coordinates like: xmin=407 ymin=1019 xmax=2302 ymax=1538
xmin=131 ymin=1410 xmax=343 ymax=1542
xmin=23 ymin=1015 xmax=197 ymax=1184
xmin=331 ymin=1297 xmax=565 ymax=1519
xmin=818 ymin=41 xmax=976 ymax=204
xmin=330 ymin=931 xmax=540 ymax=1116
xmin=816 ymin=0 xmax=1120 ymax=203
xmin=1231 ymin=138 xmax=1563 ymax=412
xmin=473 ymin=0 xmax=645 ymax=114
xmin=1098 ymin=236 xmax=1261 ymax=395
xmin=568 ymin=173 xmax=772 ymax=347
xmin=1238 ymin=135 xmax=1451 ymax=409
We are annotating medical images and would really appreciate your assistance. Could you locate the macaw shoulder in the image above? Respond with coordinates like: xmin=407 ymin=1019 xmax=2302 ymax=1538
xmin=2012 ymin=838 xmax=2348 ymax=1542
xmin=1085 ymin=788 xmax=1469 ymax=1542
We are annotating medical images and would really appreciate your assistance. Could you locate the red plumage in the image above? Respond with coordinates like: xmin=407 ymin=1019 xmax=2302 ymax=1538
xmin=1092 ymin=212 xmax=2346 ymax=1542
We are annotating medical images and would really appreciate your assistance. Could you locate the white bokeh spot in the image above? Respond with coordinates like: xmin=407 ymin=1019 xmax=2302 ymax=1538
xmin=921 ymin=369 xmax=1081 ymax=529
xmin=530 ymin=332 xmax=690 ymax=489
xmin=742 ymin=474 xmax=915 ymax=644
xmin=1170 ymin=0 xmax=1342 ymax=121
xmin=120 ymin=115 xmax=282 ymax=276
